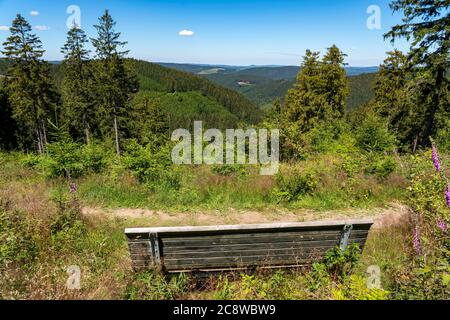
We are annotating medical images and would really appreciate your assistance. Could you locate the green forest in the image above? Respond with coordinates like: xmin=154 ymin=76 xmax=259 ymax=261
xmin=0 ymin=0 xmax=449 ymax=300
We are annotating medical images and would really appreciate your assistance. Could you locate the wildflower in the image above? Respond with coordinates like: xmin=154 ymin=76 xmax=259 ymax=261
xmin=413 ymin=226 xmax=421 ymax=255
xmin=437 ymin=219 xmax=448 ymax=233
xmin=70 ymin=182 xmax=77 ymax=194
xmin=432 ymin=144 xmax=440 ymax=172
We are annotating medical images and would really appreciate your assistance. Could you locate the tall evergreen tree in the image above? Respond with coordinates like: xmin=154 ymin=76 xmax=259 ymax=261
xmin=61 ymin=24 xmax=94 ymax=144
xmin=91 ymin=10 xmax=138 ymax=154
xmin=284 ymin=46 xmax=349 ymax=132
xmin=322 ymin=44 xmax=349 ymax=118
xmin=2 ymin=14 xmax=59 ymax=153
xmin=385 ymin=0 xmax=450 ymax=146
xmin=284 ymin=50 xmax=327 ymax=133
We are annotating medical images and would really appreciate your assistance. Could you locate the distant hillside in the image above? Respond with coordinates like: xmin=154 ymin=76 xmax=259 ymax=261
xmin=0 ymin=58 xmax=261 ymax=129
xmin=157 ymin=62 xmax=378 ymax=109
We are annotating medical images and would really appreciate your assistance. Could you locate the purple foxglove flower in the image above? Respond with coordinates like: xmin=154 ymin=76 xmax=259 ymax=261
xmin=437 ymin=219 xmax=448 ymax=233
xmin=413 ymin=226 xmax=421 ymax=255
xmin=70 ymin=182 xmax=77 ymax=194
xmin=432 ymin=145 xmax=441 ymax=172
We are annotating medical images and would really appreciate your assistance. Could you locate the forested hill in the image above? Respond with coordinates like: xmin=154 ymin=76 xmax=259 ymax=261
xmin=0 ymin=58 xmax=261 ymax=129
xmin=129 ymin=59 xmax=261 ymax=125
xmin=155 ymin=62 xmax=378 ymax=109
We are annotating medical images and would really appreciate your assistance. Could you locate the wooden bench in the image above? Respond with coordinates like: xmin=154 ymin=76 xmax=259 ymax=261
xmin=125 ymin=219 xmax=374 ymax=273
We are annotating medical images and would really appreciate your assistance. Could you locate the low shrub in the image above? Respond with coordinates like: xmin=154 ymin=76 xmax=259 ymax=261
xmin=274 ymin=166 xmax=319 ymax=202
xmin=365 ymin=155 xmax=397 ymax=180
xmin=0 ymin=204 xmax=39 ymax=269
xmin=121 ymin=140 xmax=180 ymax=190
xmin=125 ymin=271 xmax=189 ymax=300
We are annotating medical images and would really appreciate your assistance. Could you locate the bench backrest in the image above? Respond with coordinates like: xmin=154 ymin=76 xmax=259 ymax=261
xmin=125 ymin=219 xmax=373 ymax=273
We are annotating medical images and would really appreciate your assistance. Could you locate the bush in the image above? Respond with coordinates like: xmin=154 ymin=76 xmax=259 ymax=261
xmin=211 ymin=164 xmax=247 ymax=176
xmin=125 ymin=271 xmax=189 ymax=300
xmin=274 ymin=166 xmax=319 ymax=202
xmin=0 ymin=203 xmax=38 ymax=269
xmin=121 ymin=140 xmax=180 ymax=190
xmin=306 ymin=121 xmax=358 ymax=155
xmin=29 ymin=142 xmax=110 ymax=179
xmin=331 ymin=275 xmax=390 ymax=300
xmin=355 ymin=112 xmax=397 ymax=153
xmin=323 ymin=244 xmax=361 ymax=278
xmin=390 ymin=148 xmax=450 ymax=300
xmin=365 ymin=155 xmax=397 ymax=180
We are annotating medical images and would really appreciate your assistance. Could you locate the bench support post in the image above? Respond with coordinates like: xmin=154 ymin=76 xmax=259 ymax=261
xmin=339 ymin=224 xmax=353 ymax=251
xmin=149 ymin=233 xmax=161 ymax=265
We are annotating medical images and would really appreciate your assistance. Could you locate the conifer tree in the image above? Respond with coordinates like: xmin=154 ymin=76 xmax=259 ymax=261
xmin=91 ymin=10 xmax=138 ymax=154
xmin=285 ymin=50 xmax=327 ymax=133
xmin=385 ymin=0 xmax=450 ymax=146
xmin=2 ymin=14 xmax=59 ymax=153
xmin=61 ymin=23 xmax=94 ymax=144
xmin=322 ymin=44 xmax=349 ymax=118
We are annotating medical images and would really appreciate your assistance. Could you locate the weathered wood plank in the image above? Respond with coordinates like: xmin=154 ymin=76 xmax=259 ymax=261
xmin=125 ymin=219 xmax=373 ymax=237
xmin=164 ymin=254 xmax=325 ymax=270
xmin=163 ymin=237 xmax=368 ymax=255
xmin=164 ymin=246 xmax=334 ymax=260
xmin=162 ymin=231 xmax=369 ymax=247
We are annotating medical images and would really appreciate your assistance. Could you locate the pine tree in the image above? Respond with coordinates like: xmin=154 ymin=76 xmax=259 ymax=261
xmin=385 ymin=0 xmax=450 ymax=146
xmin=322 ymin=44 xmax=349 ymax=118
xmin=2 ymin=14 xmax=59 ymax=153
xmin=285 ymin=50 xmax=327 ymax=133
xmin=61 ymin=24 xmax=94 ymax=144
xmin=91 ymin=10 xmax=138 ymax=154
xmin=285 ymin=46 xmax=349 ymax=133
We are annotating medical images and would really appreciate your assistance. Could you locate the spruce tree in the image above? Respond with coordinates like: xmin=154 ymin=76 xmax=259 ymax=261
xmin=91 ymin=10 xmax=138 ymax=154
xmin=61 ymin=24 xmax=94 ymax=144
xmin=385 ymin=0 xmax=450 ymax=146
xmin=2 ymin=14 xmax=59 ymax=153
xmin=284 ymin=50 xmax=327 ymax=133
xmin=322 ymin=44 xmax=349 ymax=118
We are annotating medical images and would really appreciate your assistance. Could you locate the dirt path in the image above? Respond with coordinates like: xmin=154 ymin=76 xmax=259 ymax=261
xmin=82 ymin=202 xmax=411 ymax=229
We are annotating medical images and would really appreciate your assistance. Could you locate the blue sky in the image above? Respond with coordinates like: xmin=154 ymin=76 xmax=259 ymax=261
xmin=0 ymin=0 xmax=409 ymax=66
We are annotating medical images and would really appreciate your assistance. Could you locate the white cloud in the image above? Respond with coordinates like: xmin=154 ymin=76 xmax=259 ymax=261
xmin=0 ymin=26 xmax=10 ymax=31
xmin=179 ymin=29 xmax=194 ymax=37
xmin=34 ymin=25 xmax=50 ymax=31
xmin=30 ymin=11 xmax=39 ymax=16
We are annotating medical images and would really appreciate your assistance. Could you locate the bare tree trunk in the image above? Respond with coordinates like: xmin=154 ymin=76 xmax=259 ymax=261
xmin=41 ymin=120 xmax=47 ymax=147
xmin=113 ymin=106 xmax=120 ymax=155
xmin=413 ymin=133 xmax=419 ymax=154
xmin=83 ymin=112 xmax=90 ymax=145
xmin=36 ymin=127 xmax=42 ymax=154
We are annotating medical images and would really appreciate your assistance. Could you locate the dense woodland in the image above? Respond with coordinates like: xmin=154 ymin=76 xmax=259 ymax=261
xmin=0 ymin=0 xmax=449 ymax=300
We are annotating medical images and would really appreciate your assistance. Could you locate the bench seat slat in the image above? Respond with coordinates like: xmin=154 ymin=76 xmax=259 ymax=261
xmin=162 ymin=231 xmax=369 ymax=248
xmin=164 ymin=253 xmax=333 ymax=270
xmin=163 ymin=237 xmax=368 ymax=255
